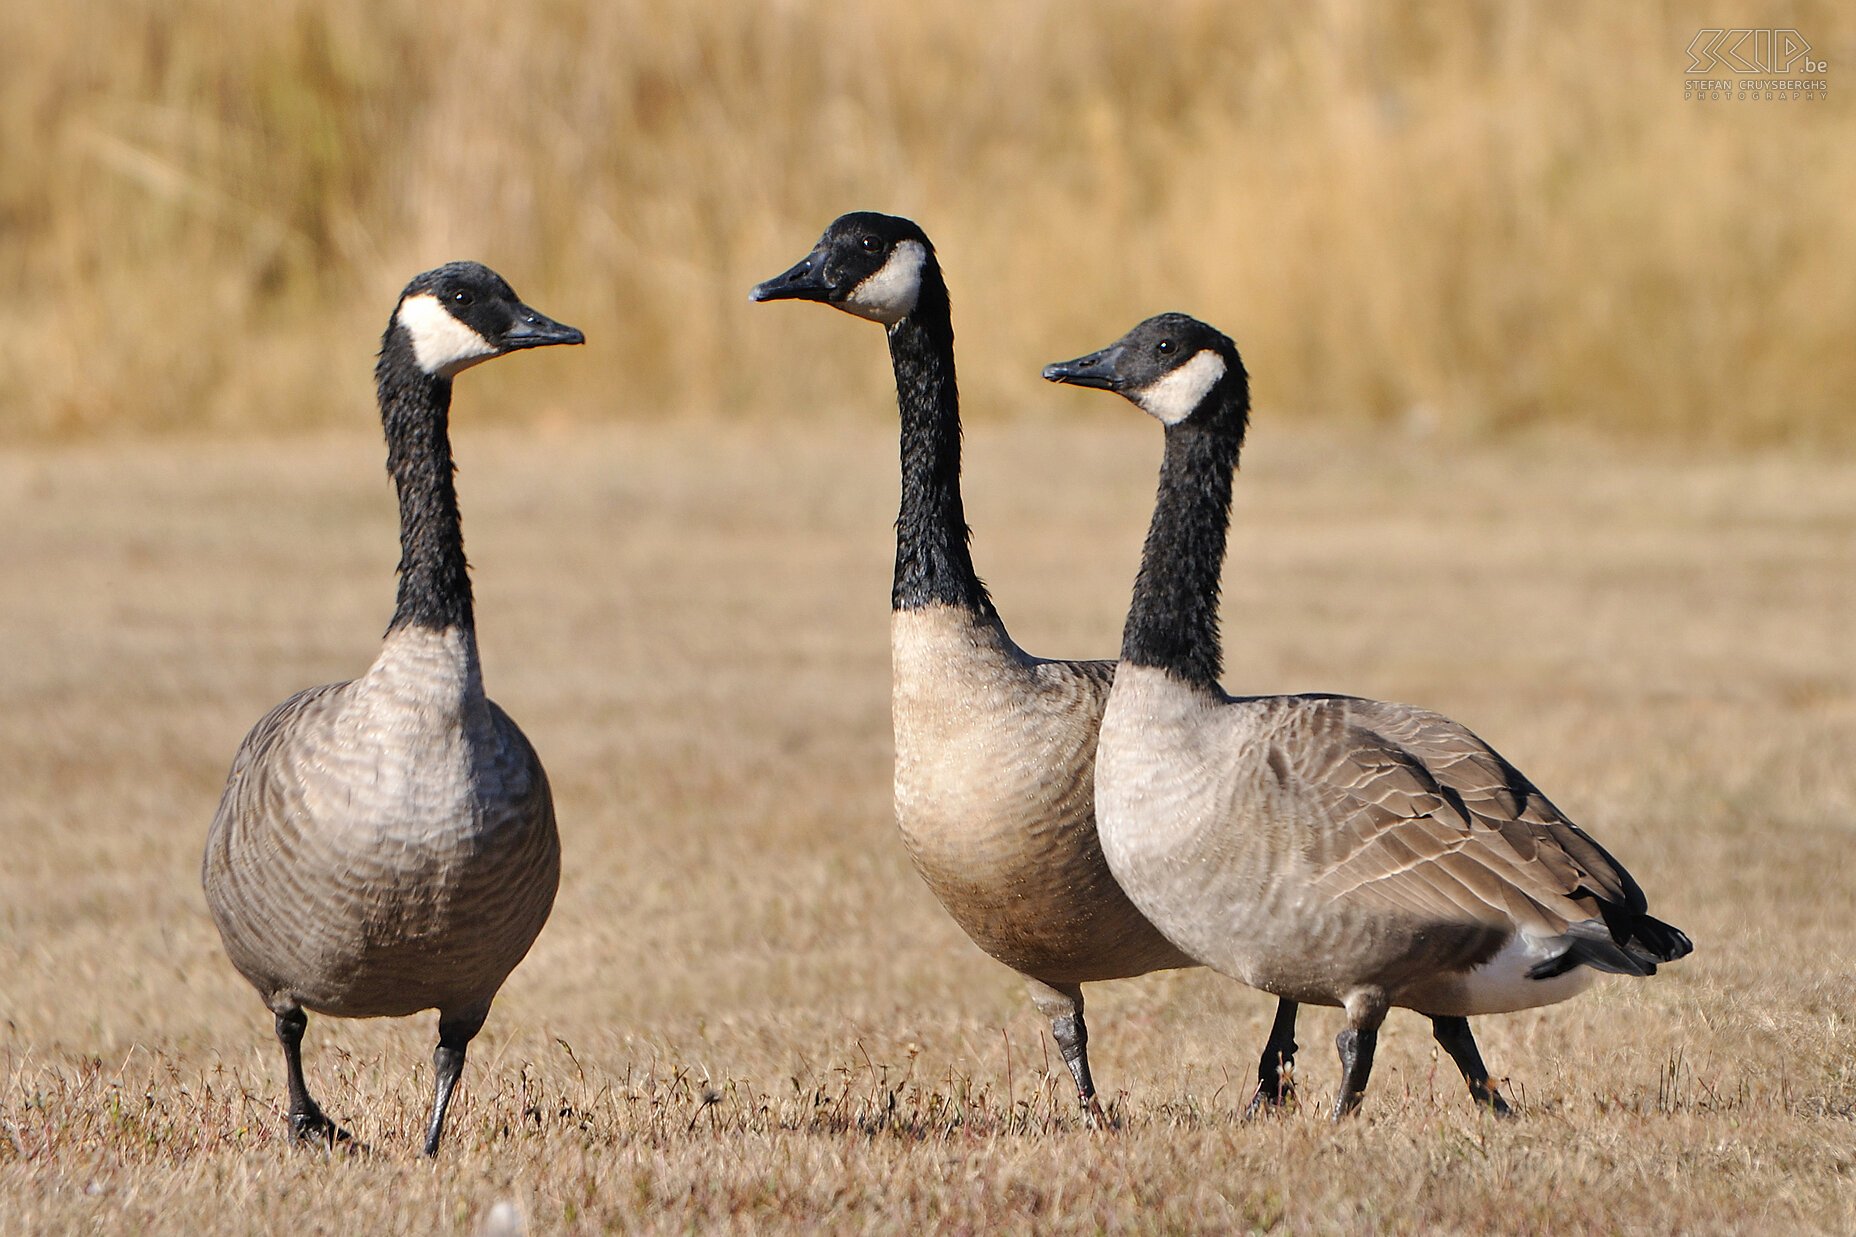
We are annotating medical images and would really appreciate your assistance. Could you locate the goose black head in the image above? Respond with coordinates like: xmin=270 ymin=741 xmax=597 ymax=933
xmin=388 ymin=262 xmax=585 ymax=379
xmin=1043 ymin=313 xmax=1247 ymax=429
xmin=749 ymin=212 xmax=936 ymax=327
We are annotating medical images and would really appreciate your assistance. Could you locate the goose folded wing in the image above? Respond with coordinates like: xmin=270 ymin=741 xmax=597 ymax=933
xmin=1347 ymin=702 xmax=1651 ymax=915
xmin=1298 ymin=702 xmax=1643 ymax=940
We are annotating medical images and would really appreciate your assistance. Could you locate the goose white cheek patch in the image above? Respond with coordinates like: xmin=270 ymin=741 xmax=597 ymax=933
xmin=398 ymin=293 xmax=499 ymax=377
xmin=841 ymin=240 xmax=927 ymax=325
xmin=1134 ymin=349 xmax=1227 ymax=424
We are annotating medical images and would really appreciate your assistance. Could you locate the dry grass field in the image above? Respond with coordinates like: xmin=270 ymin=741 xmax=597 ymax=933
xmin=2 ymin=408 xmax=1852 ymax=1233
xmin=2 ymin=0 xmax=1852 ymax=1230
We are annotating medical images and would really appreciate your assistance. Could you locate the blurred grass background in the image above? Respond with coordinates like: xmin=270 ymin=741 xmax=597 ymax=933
xmin=2 ymin=0 xmax=1848 ymax=442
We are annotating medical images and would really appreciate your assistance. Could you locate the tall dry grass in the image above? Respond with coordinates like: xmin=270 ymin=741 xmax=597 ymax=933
xmin=2 ymin=1 xmax=1850 ymax=442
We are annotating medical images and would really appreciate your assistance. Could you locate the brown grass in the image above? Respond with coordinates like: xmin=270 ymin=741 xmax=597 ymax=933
xmin=2 ymin=410 xmax=1852 ymax=1232
xmin=2 ymin=1 xmax=1851 ymax=442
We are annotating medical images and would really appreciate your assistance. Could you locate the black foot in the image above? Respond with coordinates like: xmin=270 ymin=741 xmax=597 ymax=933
xmin=1245 ymin=999 xmax=1300 ymax=1118
xmin=274 ymin=1007 xmax=357 ymax=1149
xmin=1245 ymin=1076 xmax=1296 ymax=1118
xmin=287 ymin=1106 xmax=354 ymax=1147
xmin=1430 ymin=1015 xmax=1515 ymax=1118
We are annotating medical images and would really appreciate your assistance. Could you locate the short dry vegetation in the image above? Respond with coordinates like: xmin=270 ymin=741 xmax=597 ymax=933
xmin=2 ymin=415 xmax=1851 ymax=1233
xmin=3 ymin=2 xmax=1852 ymax=1230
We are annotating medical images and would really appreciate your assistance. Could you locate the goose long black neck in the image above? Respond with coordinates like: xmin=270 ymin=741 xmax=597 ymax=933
xmin=377 ymin=336 xmax=473 ymax=636
xmin=1121 ymin=406 xmax=1246 ymax=689
xmin=887 ymin=268 xmax=994 ymax=618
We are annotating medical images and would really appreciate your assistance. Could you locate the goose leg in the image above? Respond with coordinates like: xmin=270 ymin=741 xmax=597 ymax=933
xmin=1027 ymin=979 xmax=1106 ymax=1126
xmin=1430 ymin=1015 xmax=1512 ymax=1116
xmin=275 ymin=1007 xmax=345 ymax=1144
xmin=1245 ymin=999 xmax=1300 ymax=1116
xmin=1051 ymin=1011 xmax=1103 ymax=1123
xmin=1332 ymin=991 xmax=1388 ymax=1120
xmin=423 ymin=1011 xmax=486 ymax=1157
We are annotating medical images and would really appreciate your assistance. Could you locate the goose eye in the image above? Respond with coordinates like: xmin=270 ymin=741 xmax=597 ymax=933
xmin=1157 ymin=339 xmax=1175 ymax=355
xmin=451 ymin=290 xmax=474 ymax=307
xmin=860 ymin=236 xmax=883 ymax=254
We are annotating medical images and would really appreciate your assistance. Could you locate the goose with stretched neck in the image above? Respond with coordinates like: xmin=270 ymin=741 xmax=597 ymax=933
xmin=1045 ymin=313 xmax=1692 ymax=1119
xmin=752 ymin=213 xmax=1276 ymax=1121
xmin=203 ymin=262 xmax=582 ymax=1155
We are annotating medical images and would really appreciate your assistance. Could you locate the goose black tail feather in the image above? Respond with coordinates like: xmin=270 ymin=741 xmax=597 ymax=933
xmin=1529 ymin=913 xmax=1694 ymax=981
xmin=1598 ymin=897 xmax=1695 ymax=963
xmin=1625 ymin=912 xmax=1693 ymax=963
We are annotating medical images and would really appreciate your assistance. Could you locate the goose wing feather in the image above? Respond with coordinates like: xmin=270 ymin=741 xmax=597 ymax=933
xmin=1279 ymin=696 xmax=1646 ymax=939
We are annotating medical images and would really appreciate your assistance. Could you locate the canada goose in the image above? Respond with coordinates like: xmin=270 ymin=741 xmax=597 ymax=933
xmin=751 ymin=213 xmax=1318 ymax=1119
xmin=1045 ymin=313 xmax=1692 ymax=1118
xmin=202 ymin=263 xmax=581 ymax=1155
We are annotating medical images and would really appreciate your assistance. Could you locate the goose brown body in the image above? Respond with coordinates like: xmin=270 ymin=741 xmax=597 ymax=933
xmin=1098 ymin=677 xmax=1660 ymax=1016
xmin=203 ymin=627 xmax=559 ymax=1024
xmin=892 ymin=606 xmax=1192 ymax=984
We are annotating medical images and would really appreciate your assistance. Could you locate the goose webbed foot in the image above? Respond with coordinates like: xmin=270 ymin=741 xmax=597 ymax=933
xmin=1430 ymin=1015 xmax=1514 ymax=1118
xmin=287 ymin=1104 xmax=354 ymax=1147
xmin=1245 ymin=998 xmax=1300 ymax=1118
xmin=274 ymin=1006 xmax=353 ymax=1147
